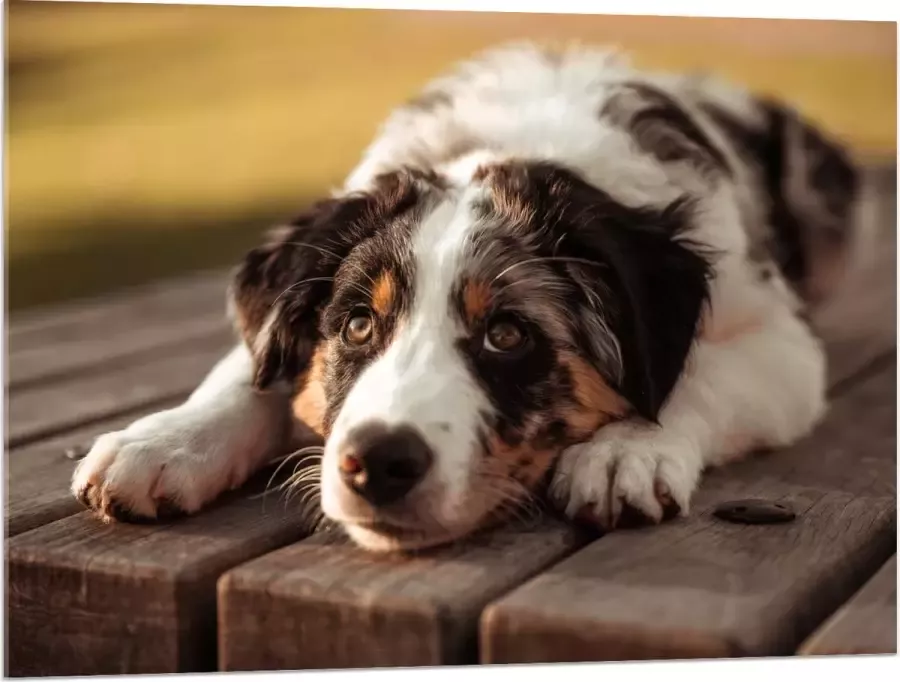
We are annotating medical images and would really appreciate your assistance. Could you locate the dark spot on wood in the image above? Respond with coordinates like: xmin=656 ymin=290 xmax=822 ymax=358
xmin=64 ymin=443 xmax=91 ymax=460
xmin=713 ymin=498 xmax=797 ymax=525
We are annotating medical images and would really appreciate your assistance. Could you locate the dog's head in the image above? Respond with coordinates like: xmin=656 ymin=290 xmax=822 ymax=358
xmin=229 ymin=161 xmax=712 ymax=551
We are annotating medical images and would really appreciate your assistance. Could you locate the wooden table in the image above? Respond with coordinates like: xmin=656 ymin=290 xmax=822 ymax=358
xmin=5 ymin=166 xmax=897 ymax=676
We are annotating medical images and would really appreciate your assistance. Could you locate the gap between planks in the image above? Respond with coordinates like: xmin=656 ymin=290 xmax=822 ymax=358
xmin=797 ymin=554 xmax=897 ymax=656
xmin=6 ymin=331 xmax=235 ymax=449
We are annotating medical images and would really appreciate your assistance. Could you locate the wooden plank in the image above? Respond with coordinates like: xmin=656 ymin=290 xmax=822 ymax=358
xmin=798 ymin=555 xmax=897 ymax=655
xmin=6 ymin=472 xmax=317 ymax=677
xmin=480 ymin=362 xmax=897 ymax=663
xmin=6 ymin=407 xmax=179 ymax=537
xmin=6 ymin=329 xmax=233 ymax=448
xmin=7 ymin=268 xmax=227 ymax=340
xmin=217 ymin=520 xmax=588 ymax=671
xmin=7 ymin=312 xmax=228 ymax=392
xmin=7 ymin=269 xmax=230 ymax=389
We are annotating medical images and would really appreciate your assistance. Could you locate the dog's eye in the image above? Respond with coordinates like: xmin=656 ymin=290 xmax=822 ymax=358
xmin=343 ymin=309 xmax=374 ymax=346
xmin=484 ymin=317 xmax=527 ymax=354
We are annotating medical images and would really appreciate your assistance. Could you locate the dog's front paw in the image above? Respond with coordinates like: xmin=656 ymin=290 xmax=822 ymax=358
xmin=550 ymin=421 xmax=703 ymax=532
xmin=71 ymin=408 xmax=241 ymax=523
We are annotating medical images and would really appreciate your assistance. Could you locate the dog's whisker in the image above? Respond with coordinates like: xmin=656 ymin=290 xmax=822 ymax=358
xmin=490 ymin=255 xmax=608 ymax=286
xmin=281 ymin=467 xmax=323 ymax=491
xmin=283 ymin=478 xmax=318 ymax=503
xmin=282 ymin=241 xmax=378 ymax=290
xmin=271 ymin=275 xmax=333 ymax=301
xmin=258 ymin=447 xmax=325 ymax=508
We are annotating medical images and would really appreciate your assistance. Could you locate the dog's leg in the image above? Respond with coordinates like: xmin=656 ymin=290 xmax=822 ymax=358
xmin=550 ymin=306 xmax=827 ymax=529
xmin=71 ymin=344 xmax=295 ymax=521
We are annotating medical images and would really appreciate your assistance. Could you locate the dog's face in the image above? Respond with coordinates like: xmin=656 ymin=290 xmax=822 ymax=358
xmin=230 ymin=161 xmax=711 ymax=551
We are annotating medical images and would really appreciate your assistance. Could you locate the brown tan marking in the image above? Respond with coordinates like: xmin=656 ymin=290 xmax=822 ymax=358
xmin=473 ymin=163 xmax=538 ymax=228
xmin=292 ymin=342 xmax=329 ymax=437
xmin=484 ymin=434 xmax=557 ymax=490
xmin=371 ymin=271 xmax=396 ymax=317
xmin=462 ymin=278 xmax=493 ymax=325
xmin=560 ymin=353 xmax=630 ymax=437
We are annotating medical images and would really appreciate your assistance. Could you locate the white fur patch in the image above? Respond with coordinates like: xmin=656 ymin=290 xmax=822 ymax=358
xmin=322 ymin=188 xmax=494 ymax=526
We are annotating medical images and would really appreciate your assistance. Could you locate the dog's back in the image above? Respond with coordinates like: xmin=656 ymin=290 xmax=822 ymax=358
xmin=345 ymin=41 xmax=861 ymax=308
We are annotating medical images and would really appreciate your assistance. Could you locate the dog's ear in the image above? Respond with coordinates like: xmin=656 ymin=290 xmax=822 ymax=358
xmin=526 ymin=164 xmax=714 ymax=421
xmin=229 ymin=170 xmax=433 ymax=390
xmin=228 ymin=196 xmax=371 ymax=391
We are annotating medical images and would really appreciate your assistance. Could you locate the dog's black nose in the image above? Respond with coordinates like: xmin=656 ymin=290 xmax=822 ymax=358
xmin=339 ymin=423 xmax=434 ymax=507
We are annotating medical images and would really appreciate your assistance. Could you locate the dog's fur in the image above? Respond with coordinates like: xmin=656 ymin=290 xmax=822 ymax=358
xmin=72 ymin=43 xmax=860 ymax=552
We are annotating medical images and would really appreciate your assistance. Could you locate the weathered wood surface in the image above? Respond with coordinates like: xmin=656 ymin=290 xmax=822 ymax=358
xmin=798 ymin=554 xmax=897 ymax=656
xmin=5 ymin=276 xmax=237 ymax=532
xmin=7 ymin=269 xmax=230 ymax=389
xmin=6 ymin=331 xmax=233 ymax=448
xmin=480 ymin=361 xmax=896 ymax=663
xmin=6 ymin=477 xmax=315 ymax=676
xmin=5 ymin=273 xmax=322 ymax=676
xmin=218 ymin=520 xmax=587 ymax=670
xmin=4 ymin=269 xmax=276 ymax=677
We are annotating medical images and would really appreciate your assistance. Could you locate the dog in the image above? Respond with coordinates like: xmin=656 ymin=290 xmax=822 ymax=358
xmin=72 ymin=42 xmax=861 ymax=552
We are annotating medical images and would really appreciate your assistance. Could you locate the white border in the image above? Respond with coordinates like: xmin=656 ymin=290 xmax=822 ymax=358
xmin=20 ymin=0 xmax=900 ymax=22
xmin=2 ymin=1 xmax=897 ymax=681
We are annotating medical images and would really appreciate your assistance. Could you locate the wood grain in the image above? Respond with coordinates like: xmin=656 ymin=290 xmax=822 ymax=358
xmin=6 ymin=475 xmax=317 ymax=677
xmin=7 ymin=269 xmax=227 ymax=340
xmin=218 ymin=520 xmax=589 ymax=670
xmin=798 ymin=555 xmax=897 ymax=655
xmin=480 ymin=362 xmax=897 ymax=663
xmin=6 ymin=330 xmax=234 ymax=448
xmin=6 ymin=269 xmax=230 ymax=391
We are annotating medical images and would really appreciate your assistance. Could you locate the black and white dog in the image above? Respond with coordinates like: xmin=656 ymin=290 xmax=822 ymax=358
xmin=72 ymin=43 xmax=861 ymax=552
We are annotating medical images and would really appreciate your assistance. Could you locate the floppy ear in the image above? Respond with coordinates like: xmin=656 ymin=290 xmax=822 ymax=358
xmin=535 ymin=166 xmax=714 ymax=421
xmin=228 ymin=195 xmax=373 ymax=391
xmin=229 ymin=169 xmax=436 ymax=390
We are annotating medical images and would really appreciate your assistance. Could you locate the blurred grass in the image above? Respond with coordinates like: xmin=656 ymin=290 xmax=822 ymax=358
xmin=5 ymin=1 xmax=896 ymax=311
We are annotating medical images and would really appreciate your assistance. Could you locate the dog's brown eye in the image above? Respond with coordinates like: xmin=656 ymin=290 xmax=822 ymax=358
xmin=484 ymin=318 xmax=526 ymax=353
xmin=343 ymin=310 xmax=374 ymax=346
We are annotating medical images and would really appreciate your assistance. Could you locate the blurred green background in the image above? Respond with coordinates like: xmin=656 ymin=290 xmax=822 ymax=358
xmin=5 ymin=1 xmax=896 ymax=312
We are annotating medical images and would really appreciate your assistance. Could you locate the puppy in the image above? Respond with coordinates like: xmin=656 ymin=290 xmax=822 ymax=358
xmin=72 ymin=43 xmax=860 ymax=552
